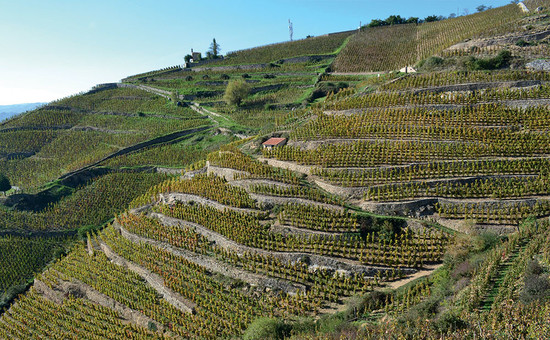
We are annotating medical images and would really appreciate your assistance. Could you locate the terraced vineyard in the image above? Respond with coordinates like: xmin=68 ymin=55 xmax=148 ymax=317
xmin=0 ymin=86 xmax=209 ymax=190
xmin=2 ymin=1 xmax=550 ymax=339
xmin=333 ymin=3 xmax=524 ymax=72
xmin=1 ymin=167 xmax=444 ymax=337
xmin=209 ymin=31 xmax=353 ymax=66
xmin=265 ymin=69 xmax=550 ymax=233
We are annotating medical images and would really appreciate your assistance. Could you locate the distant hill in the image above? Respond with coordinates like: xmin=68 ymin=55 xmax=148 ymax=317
xmin=0 ymin=102 xmax=46 ymax=121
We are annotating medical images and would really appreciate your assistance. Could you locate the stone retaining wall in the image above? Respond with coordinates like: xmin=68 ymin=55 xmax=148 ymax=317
xmin=99 ymin=241 xmax=196 ymax=313
xmin=249 ymin=193 xmax=344 ymax=211
xmin=112 ymin=221 xmax=305 ymax=294
xmin=407 ymin=80 xmax=545 ymax=95
xmin=149 ymin=212 xmax=415 ymax=277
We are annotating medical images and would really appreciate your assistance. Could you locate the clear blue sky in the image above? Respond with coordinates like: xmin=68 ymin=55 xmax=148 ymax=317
xmin=0 ymin=0 xmax=513 ymax=105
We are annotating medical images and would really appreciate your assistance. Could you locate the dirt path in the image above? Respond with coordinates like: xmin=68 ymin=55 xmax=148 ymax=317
xmin=117 ymin=83 xmax=171 ymax=99
xmin=187 ymin=102 xmax=251 ymax=139
xmin=252 ymin=158 xmax=360 ymax=199
xmin=386 ymin=263 xmax=442 ymax=289
xmin=190 ymin=102 xmax=227 ymax=120
xmin=188 ymin=102 xmax=221 ymax=126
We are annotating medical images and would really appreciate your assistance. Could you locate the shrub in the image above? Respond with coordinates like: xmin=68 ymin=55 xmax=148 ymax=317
xmin=453 ymin=277 xmax=471 ymax=292
xmin=0 ymin=283 xmax=29 ymax=311
xmin=400 ymin=296 xmax=439 ymax=324
xmin=243 ymin=317 xmax=291 ymax=340
xmin=0 ymin=173 xmax=11 ymax=192
xmin=418 ymin=56 xmax=444 ymax=70
xmin=308 ymin=82 xmax=349 ymax=102
xmin=526 ymin=259 xmax=544 ymax=276
xmin=315 ymin=313 xmax=349 ymax=335
xmin=220 ymin=74 xmax=230 ymax=80
xmin=520 ymin=273 xmax=550 ymax=303
xmin=52 ymin=247 xmax=67 ymax=260
xmin=360 ymin=290 xmax=388 ymax=311
xmin=287 ymin=318 xmax=316 ymax=336
xmin=434 ymin=311 xmax=467 ymax=333
xmin=465 ymin=50 xmax=512 ymax=70
xmin=185 ymin=75 xmax=193 ymax=81
xmin=241 ymin=73 xmax=251 ymax=79
xmin=148 ymin=321 xmax=158 ymax=332
xmin=516 ymin=39 xmax=529 ymax=47
xmin=476 ymin=231 xmax=501 ymax=252
xmin=77 ymin=224 xmax=104 ymax=240
xmin=170 ymin=91 xmax=179 ymax=103
xmin=451 ymin=260 xmax=474 ymax=279
xmin=202 ymin=75 xmax=210 ymax=80
xmin=223 ymin=80 xmax=250 ymax=106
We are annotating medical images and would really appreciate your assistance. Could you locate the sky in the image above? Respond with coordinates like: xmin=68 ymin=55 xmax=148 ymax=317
xmin=0 ymin=0 xmax=513 ymax=105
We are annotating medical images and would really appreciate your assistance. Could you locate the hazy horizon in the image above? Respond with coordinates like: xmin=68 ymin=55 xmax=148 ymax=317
xmin=0 ymin=102 xmax=46 ymax=121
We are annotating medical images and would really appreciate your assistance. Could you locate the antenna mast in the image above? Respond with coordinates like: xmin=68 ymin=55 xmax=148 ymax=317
xmin=288 ymin=19 xmax=293 ymax=41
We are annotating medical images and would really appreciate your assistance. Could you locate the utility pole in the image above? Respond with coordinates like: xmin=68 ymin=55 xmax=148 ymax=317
xmin=288 ymin=19 xmax=294 ymax=41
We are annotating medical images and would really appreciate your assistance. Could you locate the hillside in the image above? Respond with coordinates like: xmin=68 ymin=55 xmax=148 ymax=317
xmin=1 ymin=1 xmax=550 ymax=339
xmin=333 ymin=3 xmax=524 ymax=72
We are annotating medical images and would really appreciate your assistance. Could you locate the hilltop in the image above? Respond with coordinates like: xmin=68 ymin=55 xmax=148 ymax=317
xmin=1 ymin=1 xmax=550 ymax=339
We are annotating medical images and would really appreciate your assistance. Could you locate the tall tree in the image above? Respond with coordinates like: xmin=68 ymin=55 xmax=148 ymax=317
xmin=424 ymin=15 xmax=440 ymax=22
xmin=476 ymin=5 xmax=488 ymax=12
xmin=209 ymin=38 xmax=221 ymax=59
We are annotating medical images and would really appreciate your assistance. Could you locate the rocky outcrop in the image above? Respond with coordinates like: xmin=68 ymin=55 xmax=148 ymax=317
xmin=526 ymin=59 xmax=550 ymax=71
xmin=158 ymin=192 xmax=261 ymax=214
xmin=207 ymin=163 xmax=248 ymax=181
xmin=34 ymin=275 xmax=164 ymax=332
